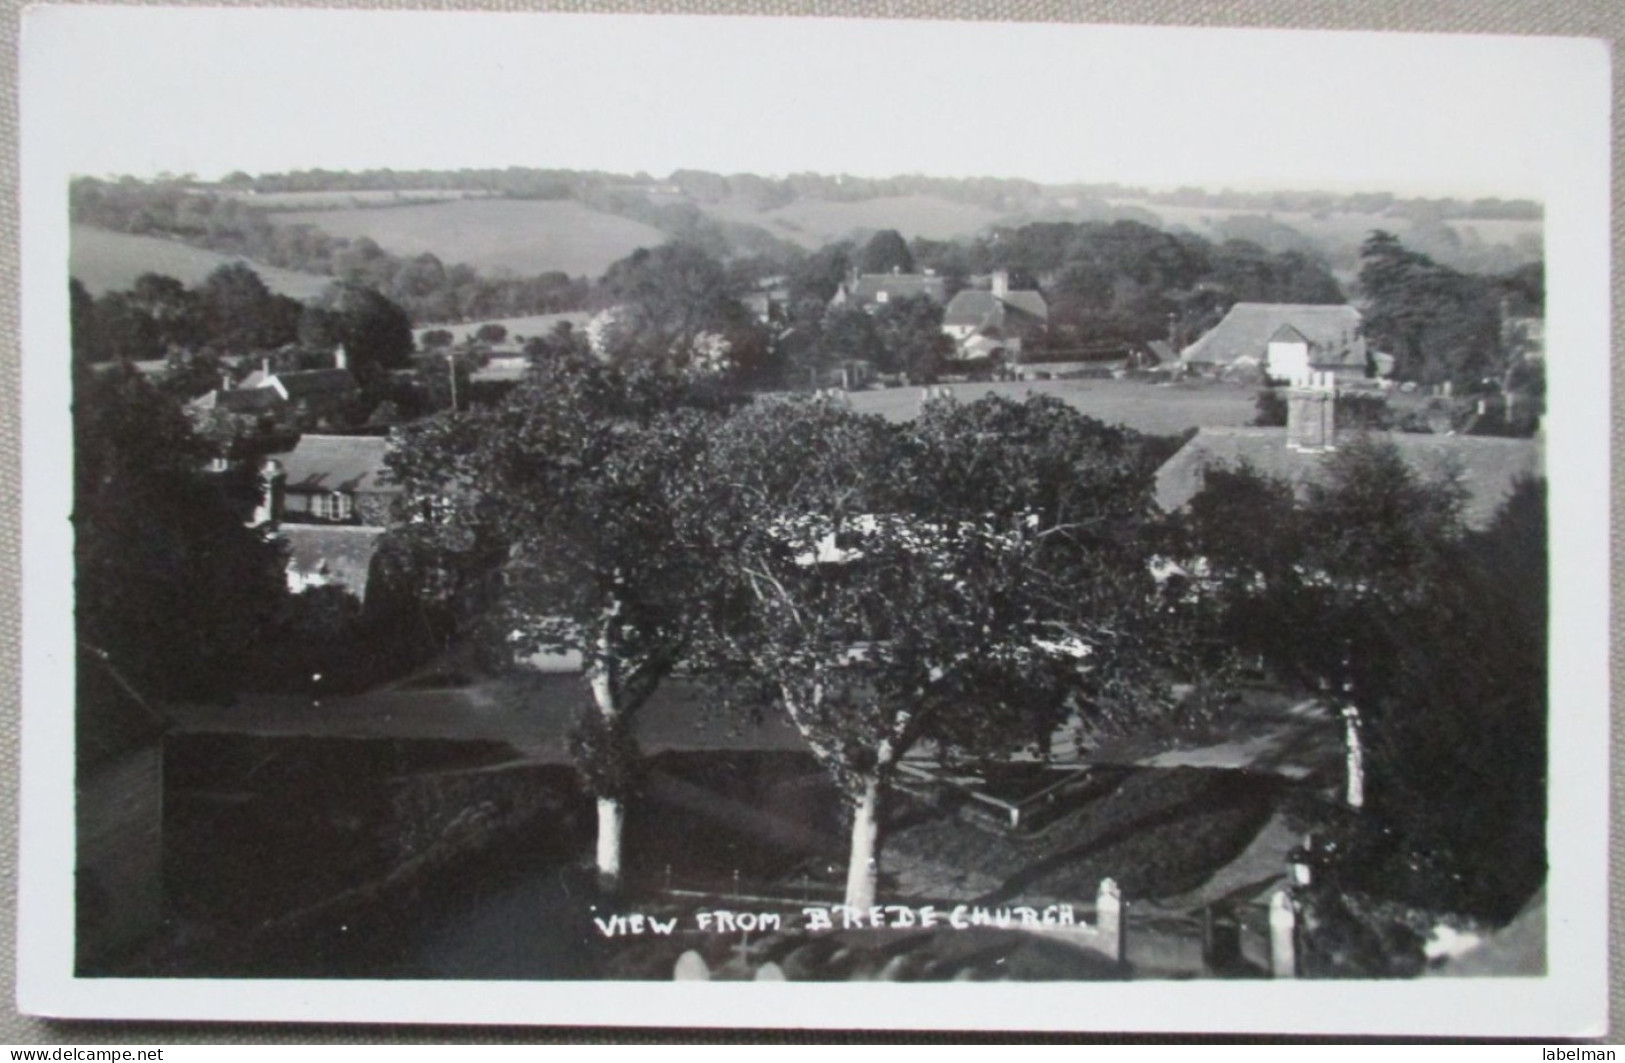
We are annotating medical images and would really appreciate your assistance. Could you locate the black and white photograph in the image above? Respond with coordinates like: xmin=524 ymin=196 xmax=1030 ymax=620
xmin=14 ymin=8 xmax=1613 ymax=1035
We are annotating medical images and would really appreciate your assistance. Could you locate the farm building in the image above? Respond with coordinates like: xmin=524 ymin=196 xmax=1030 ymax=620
xmin=1154 ymin=374 xmax=1541 ymax=531
xmin=1180 ymin=303 xmax=1369 ymax=382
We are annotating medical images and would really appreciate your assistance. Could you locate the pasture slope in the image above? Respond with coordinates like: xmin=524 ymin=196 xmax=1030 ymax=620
xmin=70 ymin=224 xmax=333 ymax=299
xmin=698 ymin=194 xmax=1007 ymax=249
xmin=843 ymin=378 xmax=1259 ymax=438
xmin=280 ymin=199 xmax=667 ymax=278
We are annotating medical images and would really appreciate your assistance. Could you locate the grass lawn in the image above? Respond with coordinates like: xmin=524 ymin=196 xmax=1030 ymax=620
xmin=70 ymin=224 xmax=333 ymax=299
xmin=280 ymin=199 xmax=667 ymax=278
xmin=842 ymin=378 xmax=1260 ymax=436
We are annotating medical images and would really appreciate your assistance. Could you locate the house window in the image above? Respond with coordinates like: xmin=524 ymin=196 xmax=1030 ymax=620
xmin=313 ymin=492 xmax=353 ymax=522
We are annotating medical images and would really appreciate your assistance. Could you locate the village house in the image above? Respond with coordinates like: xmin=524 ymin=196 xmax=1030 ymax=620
xmin=828 ymin=271 xmax=947 ymax=311
xmin=1153 ymin=372 xmax=1542 ymax=531
xmin=255 ymin=433 xmax=400 ymax=600
xmin=941 ymin=270 xmax=1049 ymax=358
xmin=187 ymin=347 xmax=359 ymax=425
xmin=1179 ymin=303 xmax=1379 ymax=383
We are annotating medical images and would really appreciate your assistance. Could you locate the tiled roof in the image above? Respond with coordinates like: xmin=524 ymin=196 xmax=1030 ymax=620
xmin=847 ymin=274 xmax=947 ymax=306
xmin=944 ymin=289 xmax=1049 ymax=331
xmin=273 ymin=434 xmax=398 ymax=496
xmin=189 ymin=386 xmax=281 ymax=414
xmin=1154 ymin=427 xmax=1542 ymax=531
xmin=280 ymin=525 xmax=388 ymax=600
xmin=276 ymin=368 xmax=358 ymax=401
xmin=1181 ymin=304 xmax=1365 ymax=369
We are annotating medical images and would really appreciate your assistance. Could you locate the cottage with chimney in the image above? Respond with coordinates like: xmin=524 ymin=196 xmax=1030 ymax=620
xmin=254 ymin=434 xmax=400 ymax=600
xmin=941 ymin=271 xmax=1049 ymax=358
xmin=1154 ymin=373 xmax=1541 ymax=531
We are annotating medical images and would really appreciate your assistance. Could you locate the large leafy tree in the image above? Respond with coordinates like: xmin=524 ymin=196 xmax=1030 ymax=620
xmin=691 ymin=396 xmax=1192 ymax=907
xmin=385 ymin=351 xmax=722 ymax=888
xmin=304 ymin=280 xmax=415 ymax=373
xmin=1176 ymin=442 xmax=1545 ymax=920
xmin=593 ymin=243 xmax=768 ymax=381
xmin=1357 ymin=231 xmax=1502 ymax=387
xmin=859 ymin=229 xmax=915 ymax=275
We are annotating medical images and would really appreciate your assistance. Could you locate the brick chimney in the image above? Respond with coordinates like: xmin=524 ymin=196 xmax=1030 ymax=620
xmin=992 ymin=270 xmax=1010 ymax=299
xmin=1286 ymin=371 xmax=1336 ymax=451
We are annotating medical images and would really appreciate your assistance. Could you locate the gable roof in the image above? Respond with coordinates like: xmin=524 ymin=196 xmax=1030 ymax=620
xmin=273 ymin=434 xmax=399 ymax=496
xmin=280 ymin=525 xmax=388 ymax=600
xmin=944 ymin=289 xmax=1050 ymax=331
xmin=1154 ymin=427 xmax=1542 ymax=531
xmin=844 ymin=273 xmax=947 ymax=307
xmin=275 ymin=368 xmax=358 ymax=401
xmin=1182 ymin=304 xmax=1365 ymax=370
xmin=1269 ymin=323 xmax=1310 ymax=345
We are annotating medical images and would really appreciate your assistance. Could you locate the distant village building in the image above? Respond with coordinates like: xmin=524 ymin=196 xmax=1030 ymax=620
xmin=1153 ymin=373 xmax=1541 ymax=531
xmin=187 ymin=346 xmax=359 ymax=424
xmin=829 ymin=272 xmax=947 ymax=312
xmin=255 ymin=433 xmax=400 ymax=600
xmin=942 ymin=271 xmax=1049 ymax=358
xmin=1179 ymin=303 xmax=1373 ymax=383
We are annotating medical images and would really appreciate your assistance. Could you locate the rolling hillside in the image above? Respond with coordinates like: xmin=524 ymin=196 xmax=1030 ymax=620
xmin=698 ymin=194 xmax=1007 ymax=249
xmin=279 ymin=199 xmax=668 ymax=278
xmin=70 ymin=225 xmax=333 ymax=299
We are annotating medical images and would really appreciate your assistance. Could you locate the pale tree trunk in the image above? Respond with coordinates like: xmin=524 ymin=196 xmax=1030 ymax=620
xmin=595 ymin=795 xmax=624 ymax=887
xmin=586 ymin=643 xmax=624 ymax=890
xmin=844 ymin=776 xmax=882 ymax=909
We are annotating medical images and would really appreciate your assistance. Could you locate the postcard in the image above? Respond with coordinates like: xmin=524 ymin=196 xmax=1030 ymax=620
xmin=15 ymin=7 xmax=1612 ymax=1035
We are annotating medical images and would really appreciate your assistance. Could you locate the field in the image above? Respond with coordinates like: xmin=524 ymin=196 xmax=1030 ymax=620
xmin=842 ymin=378 xmax=1259 ymax=437
xmin=227 ymin=189 xmax=496 ymax=210
xmin=280 ymin=199 xmax=667 ymax=278
xmin=699 ymin=194 xmax=1006 ymax=249
xmin=414 ymin=311 xmax=592 ymax=348
xmin=70 ymin=224 xmax=333 ymax=299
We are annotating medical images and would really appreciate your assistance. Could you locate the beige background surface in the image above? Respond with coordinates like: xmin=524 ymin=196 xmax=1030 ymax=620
xmin=0 ymin=0 xmax=1616 ymax=1044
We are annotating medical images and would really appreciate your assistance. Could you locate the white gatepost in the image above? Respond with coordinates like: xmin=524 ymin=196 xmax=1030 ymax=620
xmin=1343 ymin=705 xmax=1365 ymax=809
xmin=1269 ymin=889 xmax=1297 ymax=978
xmin=1097 ymin=878 xmax=1124 ymax=963
xmin=673 ymin=950 xmax=711 ymax=981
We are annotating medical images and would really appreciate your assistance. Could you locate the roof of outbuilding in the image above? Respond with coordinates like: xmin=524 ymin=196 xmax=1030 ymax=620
xmin=944 ymin=288 xmax=1051 ymax=328
xmin=280 ymin=525 xmax=388 ymax=600
xmin=1181 ymin=303 xmax=1365 ymax=369
xmin=276 ymin=368 xmax=359 ymax=400
xmin=1153 ymin=426 xmax=1542 ymax=531
xmin=273 ymin=434 xmax=399 ymax=496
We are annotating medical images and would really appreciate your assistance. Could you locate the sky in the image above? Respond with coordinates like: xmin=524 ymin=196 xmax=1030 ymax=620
xmin=20 ymin=8 xmax=1606 ymax=198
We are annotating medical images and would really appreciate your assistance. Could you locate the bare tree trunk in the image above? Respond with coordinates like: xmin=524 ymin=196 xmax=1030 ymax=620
xmin=844 ymin=776 xmax=882 ymax=909
xmin=586 ymin=651 xmax=623 ymax=891
xmin=595 ymin=795 xmax=624 ymax=888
